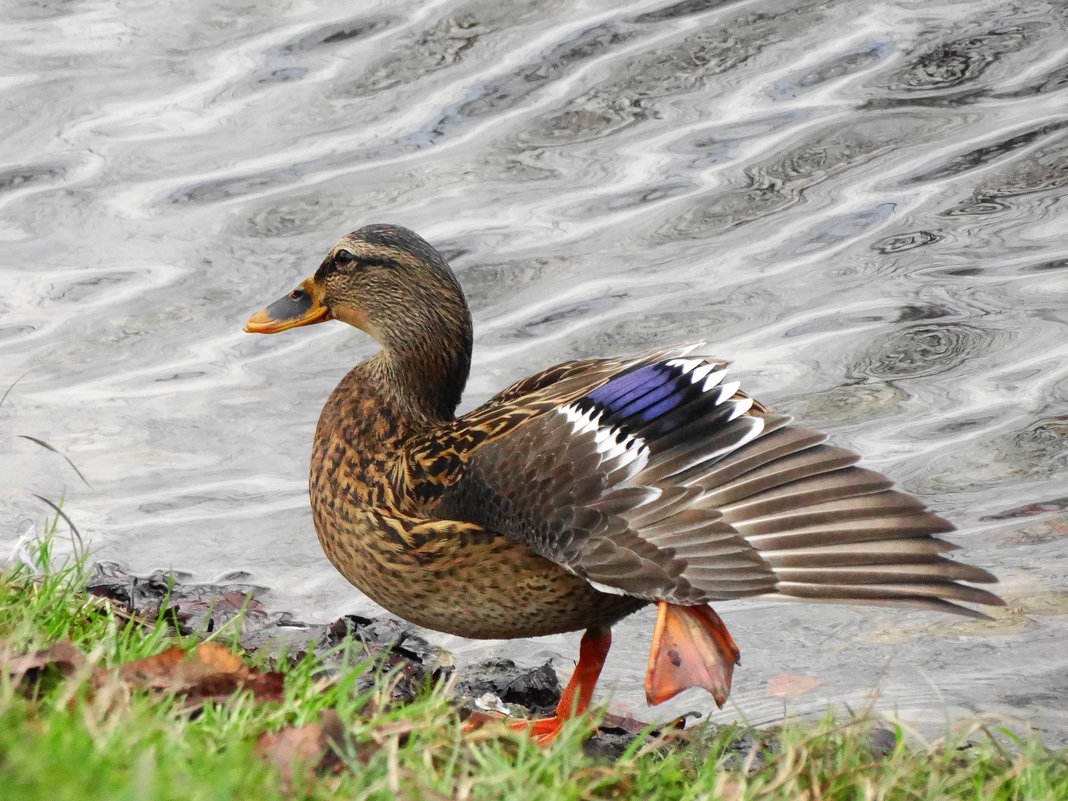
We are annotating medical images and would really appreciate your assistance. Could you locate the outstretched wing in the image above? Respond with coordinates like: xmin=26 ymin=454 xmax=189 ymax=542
xmin=427 ymin=354 xmax=1003 ymax=617
xmin=404 ymin=343 xmax=712 ymax=501
xmin=430 ymin=356 xmax=776 ymax=603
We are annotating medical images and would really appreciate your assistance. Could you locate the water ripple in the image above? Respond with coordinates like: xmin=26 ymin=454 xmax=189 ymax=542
xmin=2 ymin=0 xmax=1068 ymax=742
xmin=850 ymin=322 xmax=1001 ymax=380
xmin=896 ymin=27 xmax=1036 ymax=92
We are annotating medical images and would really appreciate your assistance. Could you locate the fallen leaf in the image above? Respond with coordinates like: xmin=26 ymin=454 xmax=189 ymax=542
xmin=255 ymin=710 xmax=347 ymax=793
xmin=85 ymin=563 xmax=271 ymax=636
xmin=981 ymin=497 xmax=1068 ymax=520
xmin=115 ymin=642 xmax=245 ymax=691
xmin=601 ymin=712 xmax=654 ymax=735
xmin=91 ymin=642 xmax=286 ymax=710
xmin=765 ymin=674 xmax=822 ymax=698
xmin=241 ymin=670 xmax=287 ymax=701
xmin=460 ymin=709 xmax=505 ymax=731
xmin=181 ymin=668 xmax=288 ymax=709
xmin=3 ymin=639 xmax=86 ymax=684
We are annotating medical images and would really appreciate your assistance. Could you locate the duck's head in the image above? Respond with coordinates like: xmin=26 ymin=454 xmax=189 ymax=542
xmin=245 ymin=223 xmax=473 ymax=415
xmin=245 ymin=223 xmax=470 ymax=347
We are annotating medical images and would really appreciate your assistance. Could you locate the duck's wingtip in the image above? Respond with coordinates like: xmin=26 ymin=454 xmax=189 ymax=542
xmin=675 ymin=341 xmax=706 ymax=357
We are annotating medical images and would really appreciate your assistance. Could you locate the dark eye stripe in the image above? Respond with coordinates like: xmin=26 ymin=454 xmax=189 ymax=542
xmin=313 ymin=259 xmax=336 ymax=282
xmin=354 ymin=257 xmax=399 ymax=269
xmin=313 ymin=252 xmax=400 ymax=281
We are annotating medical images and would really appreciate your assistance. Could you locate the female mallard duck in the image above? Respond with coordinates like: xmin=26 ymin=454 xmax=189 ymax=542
xmin=245 ymin=223 xmax=1002 ymax=742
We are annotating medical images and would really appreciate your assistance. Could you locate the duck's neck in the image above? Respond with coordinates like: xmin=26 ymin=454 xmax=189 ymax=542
xmin=373 ymin=291 xmax=472 ymax=423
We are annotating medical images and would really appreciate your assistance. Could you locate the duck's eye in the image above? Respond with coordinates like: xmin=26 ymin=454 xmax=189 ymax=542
xmin=334 ymin=249 xmax=356 ymax=267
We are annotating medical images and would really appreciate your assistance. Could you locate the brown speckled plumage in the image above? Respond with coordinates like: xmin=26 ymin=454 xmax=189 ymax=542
xmin=246 ymin=223 xmax=1003 ymax=737
xmin=308 ymin=354 xmax=645 ymax=638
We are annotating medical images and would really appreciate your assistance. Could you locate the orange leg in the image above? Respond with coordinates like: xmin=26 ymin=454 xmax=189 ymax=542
xmin=464 ymin=627 xmax=612 ymax=745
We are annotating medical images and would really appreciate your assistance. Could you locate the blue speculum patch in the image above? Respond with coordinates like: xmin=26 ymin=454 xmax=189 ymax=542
xmin=584 ymin=362 xmax=704 ymax=426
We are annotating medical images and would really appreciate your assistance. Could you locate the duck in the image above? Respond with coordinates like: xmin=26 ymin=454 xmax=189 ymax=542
xmin=245 ymin=223 xmax=1003 ymax=743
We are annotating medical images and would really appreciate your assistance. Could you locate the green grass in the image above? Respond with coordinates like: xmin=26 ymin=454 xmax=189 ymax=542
xmin=1 ymin=526 xmax=1065 ymax=801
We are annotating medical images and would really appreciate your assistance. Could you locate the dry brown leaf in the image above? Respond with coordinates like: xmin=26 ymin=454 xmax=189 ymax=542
xmin=115 ymin=642 xmax=245 ymax=690
xmin=3 ymin=637 xmax=287 ymax=716
xmin=765 ymin=673 xmax=822 ymax=698
xmin=240 ymin=670 xmax=287 ymax=701
xmin=602 ymin=711 xmax=654 ymax=735
xmin=3 ymin=638 xmax=85 ymax=683
xmin=184 ymin=669 xmax=287 ymax=709
xmin=93 ymin=642 xmax=286 ymax=709
xmin=255 ymin=710 xmax=347 ymax=794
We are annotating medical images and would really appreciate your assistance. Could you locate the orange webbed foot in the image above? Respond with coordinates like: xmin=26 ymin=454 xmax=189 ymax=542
xmin=462 ymin=628 xmax=612 ymax=746
xmin=645 ymin=602 xmax=740 ymax=707
xmin=461 ymin=710 xmax=575 ymax=745
xmin=506 ymin=714 xmax=569 ymax=745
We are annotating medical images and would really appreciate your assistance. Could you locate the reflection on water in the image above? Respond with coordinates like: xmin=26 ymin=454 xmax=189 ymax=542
xmin=2 ymin=0 xmax=1067 ymax=743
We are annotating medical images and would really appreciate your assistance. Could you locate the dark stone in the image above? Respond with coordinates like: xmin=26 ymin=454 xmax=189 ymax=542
xmin=869 ymin=724 xmax=898 ymax=758
xmin=86 ymin=561 xmax=281 ymax=638
xmin=453 ymin=658 xmax=562 ymax=716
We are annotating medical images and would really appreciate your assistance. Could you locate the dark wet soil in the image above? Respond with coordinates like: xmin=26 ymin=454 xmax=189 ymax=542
xmin=86 ymin=561 xmax=728 ymax=757
xmin=84 ymin=562 xmax=910 ymax=760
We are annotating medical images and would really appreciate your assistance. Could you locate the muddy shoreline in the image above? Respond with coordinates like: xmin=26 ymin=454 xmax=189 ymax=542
xmin=86 ymin=561 xmax=775 ymax=759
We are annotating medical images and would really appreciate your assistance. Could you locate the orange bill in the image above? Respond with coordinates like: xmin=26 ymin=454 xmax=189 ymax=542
xmin=644 ymin=602 xmax=740 ymax=707
xmin=244 ymin=278 xmax=330 ymax=334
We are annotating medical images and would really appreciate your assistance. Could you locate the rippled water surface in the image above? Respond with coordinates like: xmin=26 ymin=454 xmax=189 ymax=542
xmin=3 ymin=0 xmax=1068 ymax=743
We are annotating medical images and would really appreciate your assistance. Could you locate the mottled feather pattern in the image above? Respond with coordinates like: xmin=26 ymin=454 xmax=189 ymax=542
xmin=433 ymin=353 xmax=780 ymax=605
xmin=427 ymin=352 xmax=1000 ymax=616
xmin=260 ymin=223 xmax=1003 ymax=649
xmin=406 ymin=344 xmax=703 ymax=498
xmin=250 ymin=223 xmax=1001 ymax=728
